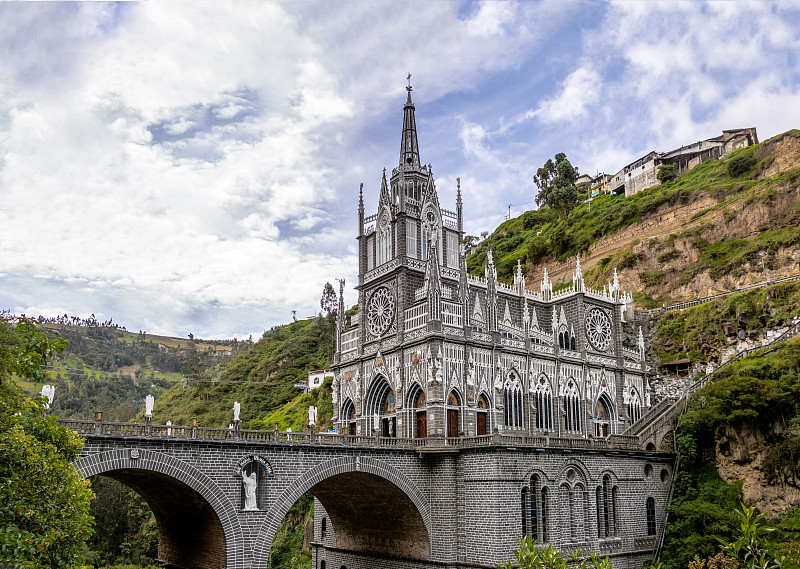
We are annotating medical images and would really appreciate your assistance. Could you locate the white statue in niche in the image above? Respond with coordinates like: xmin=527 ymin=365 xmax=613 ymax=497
xmin=233 ymin=401 xmax=241 ymax=422
xmin=241 ymin=468 xmax=259 ymax=511
xmin=144 ymin=394 xmax=154 ymax=417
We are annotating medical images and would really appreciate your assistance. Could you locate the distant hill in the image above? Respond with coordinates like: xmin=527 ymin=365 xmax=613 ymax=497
xmin=17 ymin=322 xmax=241 ymax=422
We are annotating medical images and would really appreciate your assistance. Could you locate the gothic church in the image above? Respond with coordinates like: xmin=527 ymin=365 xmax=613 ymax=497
xmin=331 ymin=84 xmax=651 ymax=443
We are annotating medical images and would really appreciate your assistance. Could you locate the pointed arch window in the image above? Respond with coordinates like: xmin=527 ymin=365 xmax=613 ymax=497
xmin=628 ymin=388 xmax=642 ymax=424
xmin=563 ymin=380 xmax=581 ymax=433
xmin=504 ymin=373 xmax=523 ymax=429
xmin=533 ymin=375 xmax=553 ymax=431
xmin=377 ymin=214 xmax=392 ymax=266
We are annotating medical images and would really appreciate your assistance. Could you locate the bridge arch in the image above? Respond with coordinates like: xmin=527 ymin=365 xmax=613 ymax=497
xmin=74 ymin=449 xmax=244 ymax=569
xmin=252 ymin=455 xmax=431 ymax=566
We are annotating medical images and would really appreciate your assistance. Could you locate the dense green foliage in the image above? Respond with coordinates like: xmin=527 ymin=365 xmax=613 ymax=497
xmin=1 ymin=316 xmax=94 ymax=568
xmin=662 ymin=336 xmax=800 ymax=569
xmin=83 ymin=478 xmax=158 ymax=568
xmin=498 ymin=536 xmax=614 ymax=569
xmin=269 ymin=492 xmax=314 ymax=569
xmin=533 ymin=153 xmax=580 ymax=217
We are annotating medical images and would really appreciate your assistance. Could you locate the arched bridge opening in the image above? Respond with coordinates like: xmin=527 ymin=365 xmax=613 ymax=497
xmin=311 ymin=471 xmax=429 ymax=559
xmin=96 ymin=469 xmax=226 ymax=569
xmin=74 ymin=450 xmax=243 ymax=569
xmin=255 ymin=456 xmax=431 ymax=566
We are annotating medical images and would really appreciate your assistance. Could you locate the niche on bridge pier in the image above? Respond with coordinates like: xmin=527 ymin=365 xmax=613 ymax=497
xmin=235 ymin=455 xmax=273 ymax=512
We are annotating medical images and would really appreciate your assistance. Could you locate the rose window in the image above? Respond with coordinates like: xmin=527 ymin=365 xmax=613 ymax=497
xmin=367 ymin=286 xmax=395 ymax=337
xmin=585 ymin=308 xmax=612 ymax=352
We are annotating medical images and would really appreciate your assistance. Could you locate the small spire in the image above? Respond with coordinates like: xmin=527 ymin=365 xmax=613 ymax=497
xmin=399 ymin=78 xmax=420 ymax=169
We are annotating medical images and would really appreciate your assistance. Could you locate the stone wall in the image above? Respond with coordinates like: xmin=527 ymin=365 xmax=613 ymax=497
xmin=74 ymin=434 xmax=672 ymax=569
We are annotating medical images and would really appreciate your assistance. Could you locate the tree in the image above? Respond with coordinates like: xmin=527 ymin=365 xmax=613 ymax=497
xmin=0 ymin=316 xmax=94 ymax=568
xmin=534 ymin=153 xmax=579 ymax=218
xmin=320 ymin=282 xmax=337 ymax=316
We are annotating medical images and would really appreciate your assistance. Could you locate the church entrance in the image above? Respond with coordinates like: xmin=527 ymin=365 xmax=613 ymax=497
xmin=416 ymin=411 xmax=427 ymax=438
xmin=446 ymin=391 xmax=461 ymax=438
xmin=476 ymin=393 xmax=489 ymax=436
xmin=595 ymin=394 xmax=613 ymax=437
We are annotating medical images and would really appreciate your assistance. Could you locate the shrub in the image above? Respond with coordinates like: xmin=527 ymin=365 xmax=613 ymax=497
xmin=658 ymin=163 xmax=679 ymax=183
xmin=727 ymin=151 xmax=757 ymax=178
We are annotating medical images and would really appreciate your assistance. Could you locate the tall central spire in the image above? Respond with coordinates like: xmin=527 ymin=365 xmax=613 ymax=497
xmin=399 ymin=75 xmax=420 ymax=169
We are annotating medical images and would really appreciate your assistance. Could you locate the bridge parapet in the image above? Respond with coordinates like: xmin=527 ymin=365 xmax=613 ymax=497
xmin=58 ymin=419 xmax=657 ymax=453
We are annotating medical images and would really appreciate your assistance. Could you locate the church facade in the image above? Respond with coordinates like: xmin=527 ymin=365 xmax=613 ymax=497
xmin=331 ymin=86 xmax=650 ymax=443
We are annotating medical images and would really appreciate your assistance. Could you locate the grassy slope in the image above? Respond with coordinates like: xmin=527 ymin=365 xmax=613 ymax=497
xmin=466 ymin=130 xmax=800 ymax=300
xmin=149 ymin=315 xmax=335 ymax=428
xmin=654 ymin=279 xmax=800 ymax=364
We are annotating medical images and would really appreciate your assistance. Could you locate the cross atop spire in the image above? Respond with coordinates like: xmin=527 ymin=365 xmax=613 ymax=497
xmin=399 ymin=77 xmax=420 ymax=169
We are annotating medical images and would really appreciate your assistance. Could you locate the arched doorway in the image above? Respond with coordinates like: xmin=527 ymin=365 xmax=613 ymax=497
xmin=407 ymin=384 xmax=427 ymax=438
xmin=594 ymin=394 xmax=614 ymax=437
xmin=365 ymin=375 xmax=395 ymax=437
xmin=341 ymin=399 xmax=356 ymax=435
xmin=446 ymin=390 xmax=461 ymax=438
xmin=476 ymin=393 xmax=490 ymax=436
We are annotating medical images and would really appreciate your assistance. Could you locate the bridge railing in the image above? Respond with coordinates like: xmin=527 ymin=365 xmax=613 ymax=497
xmin=58 ymin=420 xmax=653 ymax=453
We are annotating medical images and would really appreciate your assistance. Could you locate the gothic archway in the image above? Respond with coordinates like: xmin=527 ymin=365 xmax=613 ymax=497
xmin=365 ymin=374 xmax=395 ymax=436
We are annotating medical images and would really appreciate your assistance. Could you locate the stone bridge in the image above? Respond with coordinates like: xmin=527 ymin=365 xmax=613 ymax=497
xmin=62 ymin=418 xmax=675 ymax=569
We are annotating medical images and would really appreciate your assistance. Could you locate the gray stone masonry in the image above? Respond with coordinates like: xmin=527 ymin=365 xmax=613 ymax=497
xmin=67 ymin=427 xmax=673 ymax=569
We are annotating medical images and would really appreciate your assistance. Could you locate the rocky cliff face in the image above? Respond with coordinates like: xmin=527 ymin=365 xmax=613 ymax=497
xmin=717 ymin=423 xmax=800 ymax=518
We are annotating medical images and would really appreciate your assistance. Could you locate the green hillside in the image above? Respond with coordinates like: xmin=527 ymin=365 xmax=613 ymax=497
xmin=149 ymin=314 xmax=336 ymax=428
xmin=466 ymin=130 xmax=800 ymax=301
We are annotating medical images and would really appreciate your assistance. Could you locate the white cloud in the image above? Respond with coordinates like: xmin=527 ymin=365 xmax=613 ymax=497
xmin=1 ymin=0 xmax=798 ymax=338
xmin=530 ymin=66 xmax=601 ymax=124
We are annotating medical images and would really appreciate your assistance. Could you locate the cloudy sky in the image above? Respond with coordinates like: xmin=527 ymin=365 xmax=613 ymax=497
xmin=1 ymin=1 xmax=799 ymax=339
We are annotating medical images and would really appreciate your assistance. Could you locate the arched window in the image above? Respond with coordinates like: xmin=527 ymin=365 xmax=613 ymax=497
xmin=476 ymin=393 xmax=489 ymax=436
xmin=541 ymin=486 xmax=549 ymax=543
xmin=533 ymin=375 xmax=553 ymax=431
xmin=563 ymin=380 xmax=581 ymax=433
xmin=599 ymin=475 xmax=611 ymax=538
xmin=628 ymin=388 xmax=642 ymax=424
xmin=504 ymin=373 xmax=523 ymax=429
xmin=321 ymin=516 xmax=327 ymax=538
xmin=377 ymin=214 xmax=392 ymax=266
xmin=529 ymin=475 xmax=540 ymax=541
xmin=646 ymin=497 xmax=656 ymax=536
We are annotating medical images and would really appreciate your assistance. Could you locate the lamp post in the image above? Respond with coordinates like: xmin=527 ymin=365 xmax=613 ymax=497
xmin=759 ymin=251 xmax=765 ymax=274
